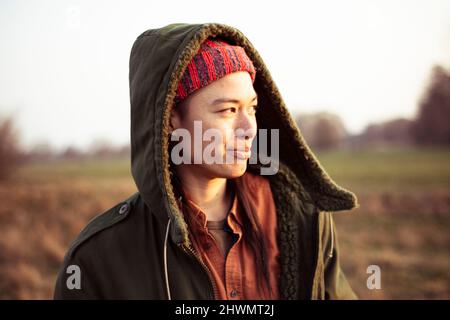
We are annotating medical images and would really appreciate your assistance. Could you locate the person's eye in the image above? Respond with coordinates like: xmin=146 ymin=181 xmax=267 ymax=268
xmin=220 ymin=107 xmax=237 ymax=114
xmin=250 ymin=105 xmax=259 ymax=113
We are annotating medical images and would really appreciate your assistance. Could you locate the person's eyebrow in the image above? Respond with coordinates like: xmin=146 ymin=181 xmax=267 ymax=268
xmin=211 ymin=93 xmax=258 ymax=106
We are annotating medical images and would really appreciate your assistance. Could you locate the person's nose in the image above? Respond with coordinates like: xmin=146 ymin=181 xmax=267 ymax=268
xmin=235 ymin=110 xmax=257 ymax=141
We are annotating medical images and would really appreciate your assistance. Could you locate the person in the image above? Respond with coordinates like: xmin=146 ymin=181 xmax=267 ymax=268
xmin=54 ymin=22 xmax=359 ymax=300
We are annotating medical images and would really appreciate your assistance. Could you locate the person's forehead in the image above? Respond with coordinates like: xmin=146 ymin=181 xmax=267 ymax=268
xmin=211 ymin=93 xmax=258 ymax=106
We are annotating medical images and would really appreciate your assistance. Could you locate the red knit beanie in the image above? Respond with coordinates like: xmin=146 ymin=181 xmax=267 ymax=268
xmin=175 ymin=38 xmax=256 ymax=104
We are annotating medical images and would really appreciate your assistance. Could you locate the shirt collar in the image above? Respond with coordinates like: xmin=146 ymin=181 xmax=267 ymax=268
xmin=179 ymin=178 xmax=243 ymax=231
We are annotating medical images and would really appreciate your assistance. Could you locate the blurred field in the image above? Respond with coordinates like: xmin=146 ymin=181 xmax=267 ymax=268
xmin=0 ymin=148 xmax=449 ymax=299
xmin=318 ymin=147 xmax=450 ymax=299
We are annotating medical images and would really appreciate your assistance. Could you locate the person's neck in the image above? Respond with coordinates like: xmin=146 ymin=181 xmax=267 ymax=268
xmin=174 ymin=165 xmax=233 ymax=221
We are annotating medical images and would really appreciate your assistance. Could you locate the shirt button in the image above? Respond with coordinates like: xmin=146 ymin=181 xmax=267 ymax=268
xmin=118 ymin=203 xmax=129 ymax=215
xmin=230 ymin=289 xmax=238 ymax=298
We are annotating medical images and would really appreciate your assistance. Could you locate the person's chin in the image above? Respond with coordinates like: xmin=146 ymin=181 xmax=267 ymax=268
xmin=201 ymin=160 xmax=248 ymax=179
xmin=223 ymin=161 xmax=248 ymax=178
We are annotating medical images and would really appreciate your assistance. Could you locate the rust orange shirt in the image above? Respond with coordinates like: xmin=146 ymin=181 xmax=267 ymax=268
xmin=176 ymin=171 xmax=280 ymax=300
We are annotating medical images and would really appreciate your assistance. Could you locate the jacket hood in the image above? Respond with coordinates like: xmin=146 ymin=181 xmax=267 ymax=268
xmin=129 ymin=22 xmax=358 ymax=246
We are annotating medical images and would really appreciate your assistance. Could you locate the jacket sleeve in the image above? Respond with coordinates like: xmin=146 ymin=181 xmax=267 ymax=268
xmin=321 ymin=212 xmax=358 ymax=300
xmin=53 ymin=249 xmax=101 ymax=300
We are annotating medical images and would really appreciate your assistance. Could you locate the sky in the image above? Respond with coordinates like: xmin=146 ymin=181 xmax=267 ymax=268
xmin=1 ymin=0 xmax=449 ymax=151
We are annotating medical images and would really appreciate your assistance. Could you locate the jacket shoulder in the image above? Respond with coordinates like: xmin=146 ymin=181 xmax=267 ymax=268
xmin=66 ymin=192 xmax=139 ymax=258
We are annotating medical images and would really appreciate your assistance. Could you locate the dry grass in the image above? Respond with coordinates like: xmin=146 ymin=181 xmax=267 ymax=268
xmin=0 ymin=161 xmax=136 ymax=299
xmin=335 ymin=193 xmax=450 ymax=299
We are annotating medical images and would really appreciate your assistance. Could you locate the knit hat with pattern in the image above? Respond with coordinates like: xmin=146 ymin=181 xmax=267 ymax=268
xmin=175 ymin=38 xmax=256 ymax=104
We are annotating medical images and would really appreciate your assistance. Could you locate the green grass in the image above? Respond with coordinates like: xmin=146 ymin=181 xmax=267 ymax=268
xmin=18 ymin=147 xmax=450 ymax=192
xmin=20 ymin=148 xmax=450 ymax=191
xmin=18 ymin=158 xmax=132 ymax=181
xmin=315 ymin=146 xmax=450 ymax=193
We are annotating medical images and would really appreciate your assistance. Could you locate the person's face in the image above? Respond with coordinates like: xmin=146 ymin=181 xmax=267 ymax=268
xmin=170 ymin=71 xmax=258 ymax=179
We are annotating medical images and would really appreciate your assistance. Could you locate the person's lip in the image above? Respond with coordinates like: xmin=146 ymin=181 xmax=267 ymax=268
xmin=228 ymin=146 xmax=251 ymax=152
xmin=227 ymin=148 xmax=251 ymax=160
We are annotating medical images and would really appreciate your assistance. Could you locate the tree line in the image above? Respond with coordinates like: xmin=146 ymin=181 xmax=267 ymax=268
xmin=1 ymin=64 xmax=449 ymax=180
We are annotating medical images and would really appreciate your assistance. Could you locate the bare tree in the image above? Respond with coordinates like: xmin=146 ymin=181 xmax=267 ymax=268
xmin=0 ymin=117 xmax=24 ymax=180
xmin=411 ymin=65 xmax=450 ymax=145
xmin=296 ymin=112 xmax=348 ymax=150
xmin=354 ymin=118 xmax=414 ymax=148
xmin=26 ymin=142 xmax=55 ymax=162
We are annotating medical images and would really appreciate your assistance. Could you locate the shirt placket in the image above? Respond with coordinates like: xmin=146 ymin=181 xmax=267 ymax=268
xmin=224 ymin=212 xmax=243 ymax=299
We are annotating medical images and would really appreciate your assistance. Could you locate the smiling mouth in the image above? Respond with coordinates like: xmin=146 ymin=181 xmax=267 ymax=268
xmin=226 ymin=149 xmax=251 ymax=160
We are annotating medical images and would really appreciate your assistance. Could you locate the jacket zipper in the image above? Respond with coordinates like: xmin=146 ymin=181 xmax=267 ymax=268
xmin=180 ymin=243 xmax=218 ymax=300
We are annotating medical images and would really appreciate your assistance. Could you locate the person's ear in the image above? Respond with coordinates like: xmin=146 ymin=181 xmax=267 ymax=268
xmin=169 ymin=107 xmax=182 ymax=134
